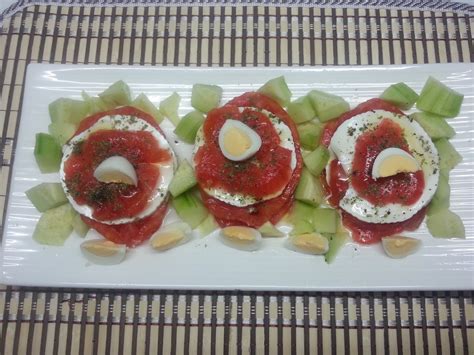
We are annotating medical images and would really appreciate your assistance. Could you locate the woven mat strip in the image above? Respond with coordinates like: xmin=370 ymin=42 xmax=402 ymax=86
xmin=0 ymin=4 xmax=473 ymax=354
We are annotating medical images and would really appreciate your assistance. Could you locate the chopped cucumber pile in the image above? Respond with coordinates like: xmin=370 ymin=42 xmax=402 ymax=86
xmin=258 ymin=222 xmax=285 ymax=238
xmin=380 ymin=82 xmax=418 ymax=110
xmin=258 ymin=76 xmax=292 ymax=107
xmin=191 ymin=84 xmax=223 ymax=113
xmin=197 ymin=214 xmax=219 ymax=237
xmin=324 ymin=228 xmax=349 ymax=264
xmin=296 ymin=121 xmax=322 ymax=151
xmin=98 ymin=80 xmax=132 ymax=107
xmin=72 ymin=213 xmax=90 ymax=237
xmin=49 ymin=98 xmax=90 ymax=125
xmin=172 ymin=190 xmax=208 ymax=229
xmin=295 ymin=168 xmax=325 ymax=207
xmin=303 ymin=146 xmax=330 ymax=176
xmin=426 ymin=209 xmax=465 ymax=239
xmin=435 ymin=138 xmax=463 ymax=174
xmin=427 ymin=173 xmax=450 ymax=216
xmin=287 ymin=96 xmax=316 ymax=124
xmin=313 ymin=207 xmax=339 ymax=234
xmin=33 ymin=203 xmax=75 ymax=246
xmin=410 ymin=112 xmax=455 ymax=139
xmin=159 ymin=92 xmax=181 ymax=126
xmin=308 ymin=90 xmax=349 ymax=122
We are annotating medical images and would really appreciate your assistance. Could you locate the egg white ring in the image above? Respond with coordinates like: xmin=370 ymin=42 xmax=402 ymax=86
xmin=193 ymin=107 xmax=297 ymax=207
xmin=60 ymin=114 xmax=177 ymax=225
xmin=328 ymin=109 xmax=439 ymax=224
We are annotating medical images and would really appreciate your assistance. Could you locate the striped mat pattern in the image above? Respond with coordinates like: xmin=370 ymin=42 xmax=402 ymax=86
xmin=0 ymin=4 xmax=473 ymax=354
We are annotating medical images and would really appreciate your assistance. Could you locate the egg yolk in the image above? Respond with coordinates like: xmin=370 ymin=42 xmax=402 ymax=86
xmin=222 ymin=127 xmax=252 ymax=157
xmin=222 ymin=226 xmax=255 ymax=243
xmin=82 ymin=240 xmax=120 ymax=257
xmin=152 ymin=230 xmax=184 ymax=250
xmin=376 ymin=155 xmax=419 ymax=177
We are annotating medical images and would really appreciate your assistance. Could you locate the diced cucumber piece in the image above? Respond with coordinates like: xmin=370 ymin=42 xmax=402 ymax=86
xmin=411 ymin=112 xmax=455 ymax=139
xmin=33 ymin=203 xmax=74 ymax=246
xmin=287 ymin=96 xmax=316 ymax=124
xmin=174 ymin=111 xmax=205 ymax=144
xmin=98 ymin=80 xmax=132 ymax=107
xmin=308 ymin=90 xmax=350 ymax=122
xmin=297 ymin=121 xmax=323 ymax=150
xmin=258 ymin=76 xmax=292 ymax=107
xmin=324 ymin=230 xmax=349 ymax=264
xmin=82 ymin=91 xmax=112 ymax=114
xmin=289 ymin=201 xmax=314 ymax=223
xmin=49 ymin=98 xmax=90 ymax=125
xmin=72 ymin=213 xmax=89 ymax=237
xmin=191 ymin=84 xmax=223 ymax=113
xmin=26 ymin=183 xmax=68 ymax=212
xmin=313 ymin=207 xmax=339 ymax=234
xmin=169 ymin=159 xmax=197 ymax=197
xmin=380 ymin=82 xmax=419 ymax=110
xmin=48 ymin=121 xmax=77 ymax=146
xmin=172 ymin=190 xmax=208 ymax=229
xmin=159 ymin=92 xmax=181 ymax=126
xmin=197 ymin=214 xmax=218 ymax=237
xmin=258 ymin=222 xmax=285 ymax=238
xmin=132 ymin=93 xmax=164 ymax=123
xmin=435 ymin=138 xmax=462 ymax=173
xmin=416 ymin=76 xmax=464 ymax=118
xmin=426 ymin=209 xmax=465 ymax=238
xmin=290 ymin=220 xmax=314 ymax=236
xmin=34 ymin=133 xmax=62 ymax=173
xmin=295 ymin=168 xmax=325 ymax=206
xmin=303 ymin=146 xmax=330 ymax=176
xmin=427 ymin=173 xmax=450 ymax=216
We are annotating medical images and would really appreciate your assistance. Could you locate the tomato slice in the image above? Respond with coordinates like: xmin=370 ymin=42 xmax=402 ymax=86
xmin=82 ymin=198 xmax=169 ymax=247
xmin=197 ymin=92 xmax=303 ymax=228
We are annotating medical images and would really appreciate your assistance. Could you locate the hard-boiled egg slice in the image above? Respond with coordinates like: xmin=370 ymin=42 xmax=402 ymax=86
xmin=150 ymin=222 xmax=192 ymax=251
xmin=286 ymin=233 xmax=329 ymax=255
xmin=80 ymin=239 xmax=126 ymax=265
xmin=381 ymin=235 xmax=421 ymax=258
xmin=219 ymin=226 xmax=262 ymax=251
xmin=372 ymin=148 xmax=420 ymax=180
xmin=218 ymin=119 xmax=262 ymax=161
xmin=93 ymin=155 xmax=138 ymax=186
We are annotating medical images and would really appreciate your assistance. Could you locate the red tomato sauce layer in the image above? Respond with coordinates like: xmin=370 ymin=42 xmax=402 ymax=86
xmin=321 ymin=98 xmax=404 ymax=147
xmin=321 ymin=99 xmax=427 ymax=244
xmin=82 ymin=198 xmax=169 ymax=247
xmin=351 ymin=118 xmax=425 ymax=206
xmin=65 ymin=106 xmax=172 ymax=247
xmin=197 ymin=92 xmax=303 ymax=228
xmin=195 ymin=106 xmax=292 ymax=198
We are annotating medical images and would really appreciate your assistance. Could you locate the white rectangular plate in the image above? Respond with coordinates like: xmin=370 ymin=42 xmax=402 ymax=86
xmin=1 ymin=63 xmax=473 ymax=291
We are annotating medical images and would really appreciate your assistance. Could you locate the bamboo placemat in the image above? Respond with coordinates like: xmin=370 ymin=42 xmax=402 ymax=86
xmin=0 ymin=3 xmax=473 ymax=354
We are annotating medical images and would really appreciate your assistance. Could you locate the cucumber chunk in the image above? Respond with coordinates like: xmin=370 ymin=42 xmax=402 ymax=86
xmin=191 ymin=84 xmax=223 ymax=113
xmin=313 ymin=207 xmax=339 ymax=234
xmin=324 ymin=229 xmax=349 ymax=264
xmin=159 ymin=92 xmax=181 ymax=126
xmin=82 ymin=91 xmax=112 ymax=114
xmin=197 ymin=214 xmax=218 ymax=237
xmin=72 ymin=213 xmax=89 ymax=237
xmin=172 ymin=190 xmax=208 ymax=229
xmin=290 ymin=220 xmax=314 ymax=236
xmin=169 ymin=159 xmax=197 ymax=197
xmin=416 ymin=76 xmax=464 ymax=118
xmin=48 ymin=121 xmax=77 ymax=146
xmin=295 ymin=168 xmax=325 ymax=206
xmin=26 ymin=183 xmax=68 ymax=212
xmin=289 ymin=201 xmax=315 ymax=225
xmin=303 ymin=146 xmax=330 ymax=176
xmin=410 ymin=112 xmax=455 ymax=139
xmin=308 ymin=90 xmax=350 ymax=122
xmin=380 ymin=82 xmax=419 ymax=110
xmin=435 ymin=138 xmax=462 ymax=173
xmin=132 ymin=93 xmax=164 ymax=123
xmin=33 ymin=203 xmax=74 ymax=246
xmin=49 ymin=98 xmax=90 ymax=125
xmin=34 ymin=133 xmax=62 ymax=173
xmin=258 ymin=222 xmax=285 ymax=238
xmin=287 ymin=96 xmax=316 ymax=124
xmin=426 ymin=209 xmax=465 ymax=238
xmin=297 ymin=121 xmax=322 ymax=150
xmin=174 ymin=111 xmax=205 ymax=144
xmin=98 ymin=80 xmax=132 ymax=107
xmin=427 ymin=173 xmax=450 ymax=216
xmin=258 ymin=76 xmax=292 ymax=107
